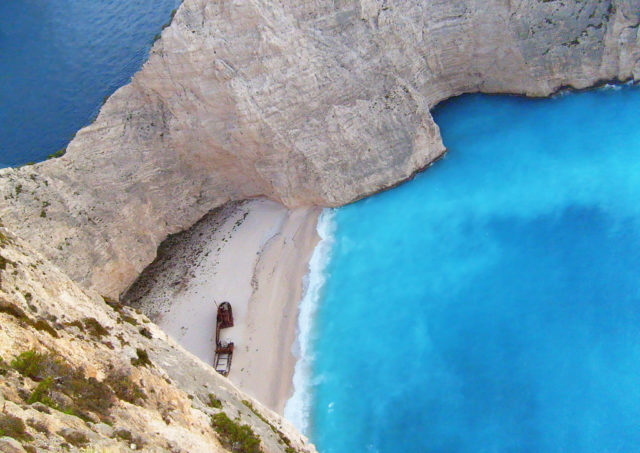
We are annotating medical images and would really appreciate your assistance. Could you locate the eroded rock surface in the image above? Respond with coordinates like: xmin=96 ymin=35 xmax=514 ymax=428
xmin=0 ymin=228 xmax=314 ymax=452
xmin=0 ymin=0 xmax=638 ymax=296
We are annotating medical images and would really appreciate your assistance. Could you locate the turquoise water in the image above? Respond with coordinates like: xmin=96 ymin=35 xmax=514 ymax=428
xmin=306 ymin=86 xmax=640 ymax=452
xmin=0 ymin=0 xmax=181 ymax=167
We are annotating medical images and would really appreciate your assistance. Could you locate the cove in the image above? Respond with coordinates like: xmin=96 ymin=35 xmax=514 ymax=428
xmin=0 ymin=0 xmax=181 ymax=167
xmin=307 ymin=85 xmax=640 ymax=452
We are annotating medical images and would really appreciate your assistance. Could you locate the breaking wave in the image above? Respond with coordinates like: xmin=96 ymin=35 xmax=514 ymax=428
xmin=284 ymin=208 xmax=336 ymax=435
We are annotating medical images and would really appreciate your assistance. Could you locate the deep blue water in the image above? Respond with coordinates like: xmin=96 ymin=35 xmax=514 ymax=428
xmin=0 ymin=0 xmax=181 ymax=167
xmin=308 ymin=86 xmax=640 ymax=452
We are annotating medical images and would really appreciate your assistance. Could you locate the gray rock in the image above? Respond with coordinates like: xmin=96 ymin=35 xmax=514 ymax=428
xmin=0 ymin=437 xmax=26 ymax=453
xmin=30 ymin=403 xmax=50 ymax=414
xmin=91 ymin=422 xmax=114 ymax=438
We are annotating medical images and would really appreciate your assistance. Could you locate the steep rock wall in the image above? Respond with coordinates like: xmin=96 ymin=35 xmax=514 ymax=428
xmin=0 ymin=228 xmax=314 ymax=452
xmin=0 ymin=0 xmax=638 ymax=296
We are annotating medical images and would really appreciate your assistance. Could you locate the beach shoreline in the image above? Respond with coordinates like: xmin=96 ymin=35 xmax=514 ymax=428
xmin=123 ymin=198 xmax=321 ymax=414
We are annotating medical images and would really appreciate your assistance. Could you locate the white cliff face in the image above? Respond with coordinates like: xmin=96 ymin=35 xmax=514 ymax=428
xmin=0 ymin=0 xmax=638 ymax=297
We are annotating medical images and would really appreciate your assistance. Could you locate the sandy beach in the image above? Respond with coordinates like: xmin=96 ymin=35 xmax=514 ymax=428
xmin=124 ymin=198 xmax=320 ymax=414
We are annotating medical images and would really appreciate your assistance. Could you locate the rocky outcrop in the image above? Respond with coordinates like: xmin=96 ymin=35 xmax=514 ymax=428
xmin=0 ymin=0 xmax=638 ymax=297
xmin=0 ymin=227 xmax=314 ymax=452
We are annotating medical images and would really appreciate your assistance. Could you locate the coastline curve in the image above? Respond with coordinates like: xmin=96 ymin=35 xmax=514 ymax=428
xmin=285 ymin=208 xmax=336 ymax=435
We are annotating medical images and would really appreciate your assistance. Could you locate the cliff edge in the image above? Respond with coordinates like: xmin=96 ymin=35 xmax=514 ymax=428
xmin=0 ymin=0 xmax=638 ymax=297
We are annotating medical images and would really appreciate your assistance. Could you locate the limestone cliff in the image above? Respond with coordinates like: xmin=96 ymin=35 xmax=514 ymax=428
xmin=0 ymin=0 xmax=638 ymax=297
xmin=0 ymin=228 xmax=314 ymax=452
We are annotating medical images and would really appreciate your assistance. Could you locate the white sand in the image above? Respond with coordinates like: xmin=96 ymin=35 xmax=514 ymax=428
xmin=124 ymin=198 xmax=320 ymax=413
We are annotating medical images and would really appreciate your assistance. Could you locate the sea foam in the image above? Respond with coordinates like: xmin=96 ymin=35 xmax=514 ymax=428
xmin=284 ymin=208 xmax=336 ymax=435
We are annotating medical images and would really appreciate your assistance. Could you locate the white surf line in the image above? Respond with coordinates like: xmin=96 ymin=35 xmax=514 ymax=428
xmin=284 ymin=208 xmax=336 ymax=435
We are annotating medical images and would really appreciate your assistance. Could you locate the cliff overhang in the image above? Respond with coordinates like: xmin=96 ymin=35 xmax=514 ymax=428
xmin=0 ymin=0 xmax=637 ymax=297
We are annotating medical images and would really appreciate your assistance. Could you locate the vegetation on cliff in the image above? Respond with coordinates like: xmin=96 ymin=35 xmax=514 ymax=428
xmin=0 ymin=227 xmax=314 ymax=451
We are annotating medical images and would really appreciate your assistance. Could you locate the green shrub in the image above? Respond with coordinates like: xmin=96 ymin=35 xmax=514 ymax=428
xmin=12 ymin=349 xmax=115 ymax=422
xmin=113 ymin=428 xmax=146 ymax=449
xmin=1 ymin=301 xmax=58 ymax=337
xmin=115 ymin=333 xmax=130 ymax=346
xmin=11 ymin=350 xmax=48 ymax=379
xmin=64 ymin=319 xmax=84 ymax=331
xmin=102 ymin=296 xmax=121 ymax=311
xmin=0 ymin=300 xmax=28 ymax=320
xmin=104 ymin=370 xmax=146 ymax=404
xmin=58 ymin=429 xmax=89 ymax=447
xmin=32 ymin=319 xmax=58 ymax=338
xmin=208 ymin=393 xmax=223 ymax=409
xmin=131 ymin=348 xmax=151 ymax=367
xmin=210 ymin=412 xmax=262 ymax=453
xmin=65 ymin=375 xmax=113 ymax=422
xmin=0 ymin=414 xmax=32 ymax=441
xmin=83 ymin=317 xmax=109 ymax=339
xmin=114 ymin=428 xmax=133 ymax=442
xmin=242 ymin=399 xmax=293 ymax=448
xmin=121 ymin=314 xmax=138 ymax=326
xmin=27 ymin=419 xmax=49 ymax=434
xmin=27 ymin=377 xmax=57 ymax=408
xmin=47 ymin=148 xmax=66 ymax=159
xmin=138 ymin=327 xmax=152 ymax=339
xmin=0 ymin=356 xmax=9 ymax=376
